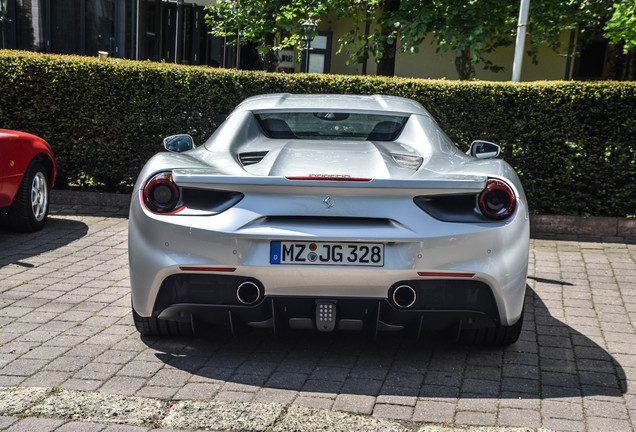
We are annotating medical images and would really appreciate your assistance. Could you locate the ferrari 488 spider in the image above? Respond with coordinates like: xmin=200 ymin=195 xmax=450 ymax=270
xmin=129 ymin=94 xmax=529 ymax=345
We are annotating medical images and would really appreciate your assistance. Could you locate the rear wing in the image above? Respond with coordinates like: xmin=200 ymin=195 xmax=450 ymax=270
xmin=171 ymin=169 xmax=487 ymax=197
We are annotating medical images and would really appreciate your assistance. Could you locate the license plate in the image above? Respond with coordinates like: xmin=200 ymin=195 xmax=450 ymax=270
xmin=270 ymin=241 xmax=384 ymax=266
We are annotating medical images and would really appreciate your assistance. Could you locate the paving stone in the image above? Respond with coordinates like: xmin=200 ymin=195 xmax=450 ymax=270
xmin=541 ymin=399 xmax=584 ymax=420
xmin=332 ymin=394 xmax=376 ymax=415
xmin=174 ymin=382 xmax=221 ymax=400
xmin=101 ymin=425 xmax=150 ymax=432
xmin=252 ymin=388 xmax=297 ymax=404
xmin=21 ymin=371 xmax=71 ymax=387
xmin=99 ymin=377 xmax=146 ymax=396
xmin=162 ymin=400 xmax=283 ymax=432
xmin=0 ymin=386 xmax=52 ymax=415
xmin=498 ymin=407 xmax=542 ymax=428
xmin=412 ymin=400 xmax=455 ymax=423
xmin=586 ymin=416 xmax=634 ymax=432
xmin=372 ymin=403 xmax=413 ymax=420
xmin=276 ymin=404 xmax=407 ymax=432
xmin=457 ymin=397 xmax=498 ymax=413
xmin=28 ymin=389 xmax=167 ymax=426
xmin=213 ymin=390 xmax=255 ymax=402
xmin=55 ymin=421 xmax=108 ymax=431
xmin=5 ymin=417 xmax=65 ymax=431
xmin=292 ymin=396 xmax=334 ymax=410
xmin=455 ymin=410 xmax=496 ymax=426
xmin=135 ymin=386 xmax=178 ymax=400
xmin=542 ymin=417 xmax=586 ymax=432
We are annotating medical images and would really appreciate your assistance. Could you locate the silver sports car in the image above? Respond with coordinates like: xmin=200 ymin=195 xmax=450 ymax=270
xmin=129 ymin=94 xmax=529 ymax=345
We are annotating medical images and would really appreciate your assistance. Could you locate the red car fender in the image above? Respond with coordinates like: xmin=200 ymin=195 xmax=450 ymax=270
xmin=0 ymin=129 xmax=57 ymax=207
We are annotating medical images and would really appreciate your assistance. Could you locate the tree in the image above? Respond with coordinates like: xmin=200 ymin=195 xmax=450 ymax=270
xmin=337 ymin=0 xmax=578 ymax=80
xmin=392 ymin=0 xmax=517 ymax=80
xmin=605 ymin=1 xmax=636 ymax=53
xmin=206 ymin=0 xmax=635 ymax=80
xmin=205 ymin=0 xmax=330 ymax=72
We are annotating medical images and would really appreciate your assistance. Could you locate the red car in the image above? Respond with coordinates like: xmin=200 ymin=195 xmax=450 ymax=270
xmin=0 ymin=130 xmax=56 ymax=232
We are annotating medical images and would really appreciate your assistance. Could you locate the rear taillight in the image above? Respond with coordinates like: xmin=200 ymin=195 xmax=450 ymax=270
xmin=479 ymin=179 xmax=516 ymax=220
xmin=142 ymin=172 xmax=183 ymax=214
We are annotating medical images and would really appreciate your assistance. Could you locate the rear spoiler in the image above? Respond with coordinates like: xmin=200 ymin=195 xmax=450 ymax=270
xmin=171 ymin=169 xmax=487 ymax=196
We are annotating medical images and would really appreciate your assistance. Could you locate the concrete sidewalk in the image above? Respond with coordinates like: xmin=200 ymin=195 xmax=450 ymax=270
xmin=0 ymin=203 xmax=634 ymax=431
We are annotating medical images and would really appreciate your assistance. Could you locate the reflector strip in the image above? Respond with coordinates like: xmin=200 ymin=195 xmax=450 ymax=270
xmin=286 ymin=176 xmax=372 ymax=182
xmin=179 ymin=267 xmax=236 ymax=272
xmin=418 ymin=272 xmax=475 ymax=278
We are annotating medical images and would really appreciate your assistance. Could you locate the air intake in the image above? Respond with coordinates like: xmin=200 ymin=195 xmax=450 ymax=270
xmin=238 ymin=151 xmax=268 ymax=166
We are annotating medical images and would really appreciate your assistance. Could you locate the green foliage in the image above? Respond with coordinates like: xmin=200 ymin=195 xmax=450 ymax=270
xmin=605 ymin=1 xmax=636 ymax=53
xmin=0 ymin=51 xmax=634 ymax=216
xmin=204 ymin=0 xmax=336 ymax=71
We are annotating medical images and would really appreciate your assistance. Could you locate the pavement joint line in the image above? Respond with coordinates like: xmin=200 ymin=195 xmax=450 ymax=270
xmin=0 ymin=386 xmax=556 ymax=432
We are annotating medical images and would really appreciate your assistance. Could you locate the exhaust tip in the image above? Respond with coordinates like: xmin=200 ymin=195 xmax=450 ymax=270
xmin=237 ymin=281 xmax=261 ymax=305
xmin=393 ymin=285 xmax=416 ymax=308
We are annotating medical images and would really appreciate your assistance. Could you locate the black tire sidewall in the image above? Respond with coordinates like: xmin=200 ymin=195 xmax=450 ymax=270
xmin=9 ymin=161 xmax=49 ymax=232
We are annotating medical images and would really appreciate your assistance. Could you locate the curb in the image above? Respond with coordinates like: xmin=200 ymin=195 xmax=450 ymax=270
xmin=51 ymin=190 xmax=635 ymax=238
xmin=530 ymin=214 xmax=636 ymax=238
xmin=0 ymin=386 xmax=554 ymax=432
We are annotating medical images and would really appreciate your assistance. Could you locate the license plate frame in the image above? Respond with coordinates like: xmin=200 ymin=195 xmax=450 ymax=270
xmin=270 ymin=241 xmax=384 ymax=267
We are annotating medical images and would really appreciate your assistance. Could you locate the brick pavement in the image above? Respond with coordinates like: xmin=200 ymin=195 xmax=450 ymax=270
xmin=0 ymin=204 xmax=634 ymax=431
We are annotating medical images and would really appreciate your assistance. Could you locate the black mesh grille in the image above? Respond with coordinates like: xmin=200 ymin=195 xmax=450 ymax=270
xmin=238 ymin=151 xmax=268 ymax=166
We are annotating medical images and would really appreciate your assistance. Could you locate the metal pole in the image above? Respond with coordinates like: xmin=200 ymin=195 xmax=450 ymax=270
xmin=362 ymin=9 xmax=371 ymax=75
xmin=135 ymin=0 xmax=140 ymax=60
xmin=512 ymin=0 xmax=530 ymax=82
xmin=564 ymin=28 xmax=576 ymax=80
xmin=304 ymin=40 xmax=310 ymax=73
xmin=175 ymin=0 xmax=183 ymax=63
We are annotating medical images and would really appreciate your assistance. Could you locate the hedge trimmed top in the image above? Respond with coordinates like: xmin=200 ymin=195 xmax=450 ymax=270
xmin=0 ymin=50 xmax=634 ymax=216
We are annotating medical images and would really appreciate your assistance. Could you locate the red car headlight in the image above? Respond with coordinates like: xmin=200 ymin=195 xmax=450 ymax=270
xmin=142 ymin=172 xmax=183 ymax=214
xmin=479 ymin=179 xmax=516 ymax=220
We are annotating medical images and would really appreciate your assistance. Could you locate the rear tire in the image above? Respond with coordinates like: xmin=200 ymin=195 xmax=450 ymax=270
xmin=8 ymin=161 xmax=49 ymax=232
xmin=459 ymin=308 xmax=524 ymax=346
xmin=132 ymin=308 xmax=194 ymax=337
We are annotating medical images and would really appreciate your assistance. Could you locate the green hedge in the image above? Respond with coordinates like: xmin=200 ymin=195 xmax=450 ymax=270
xmin=0 ymin=50 xmax=634 ymax=217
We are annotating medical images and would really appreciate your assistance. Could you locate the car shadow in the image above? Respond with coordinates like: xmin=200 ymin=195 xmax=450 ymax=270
xmin=0 ymin=216 xmax=89 ymax=268
xmin=143 ymin=286 xmax=626 ymax=400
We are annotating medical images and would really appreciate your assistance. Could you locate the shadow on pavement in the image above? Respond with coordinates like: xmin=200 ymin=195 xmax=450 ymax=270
xmin=144 ymin=287 xmax=626 ymax=400
xmin=0 ymin=216 xmax=89 ymax=267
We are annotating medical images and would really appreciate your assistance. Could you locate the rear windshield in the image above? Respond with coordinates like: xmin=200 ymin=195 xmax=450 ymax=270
xmin=255 ymin=112 xmax=409 ymax=141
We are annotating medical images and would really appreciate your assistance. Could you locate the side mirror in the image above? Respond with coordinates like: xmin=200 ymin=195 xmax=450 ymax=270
xmin=163 ymin=134 xmax=195 ymax=153
xmin=468 ymin=140 xmax=500 ymax=159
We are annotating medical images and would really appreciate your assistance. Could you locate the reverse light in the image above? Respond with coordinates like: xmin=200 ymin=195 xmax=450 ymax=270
xmin=142 ymin=172 xmax=183 ymax=214
xmin=479 ymin=179 xmax=516 ymax=220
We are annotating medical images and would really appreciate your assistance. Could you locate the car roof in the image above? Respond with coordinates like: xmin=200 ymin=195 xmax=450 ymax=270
xmin=233 ymin=94 xmax=432 ymax=116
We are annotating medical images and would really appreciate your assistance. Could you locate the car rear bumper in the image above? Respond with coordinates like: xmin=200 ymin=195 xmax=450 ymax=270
xmin=129 ymin=191 xmax=529 ymax=328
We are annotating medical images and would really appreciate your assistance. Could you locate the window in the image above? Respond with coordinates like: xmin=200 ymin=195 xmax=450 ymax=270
xmin=255 ymin=112 xmax=408 ymax=141
xmin=301 ymin=31 xmax=331 ymax=74
xmin=86 ymin=0 xmax=116 ymax=56
xmin=50 ymin=0 xmax=81 ymax=54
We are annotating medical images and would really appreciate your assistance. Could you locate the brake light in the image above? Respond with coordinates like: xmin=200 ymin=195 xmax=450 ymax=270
xmin=286 ymin=176 xmax=372 ymax=182
xmin=418 ymin=272 xmax=475 ymax=278
xmin=479 ymin=179 xmax=516 ymax=220
xmin=142 ymin=172 xmax=183 ymax=214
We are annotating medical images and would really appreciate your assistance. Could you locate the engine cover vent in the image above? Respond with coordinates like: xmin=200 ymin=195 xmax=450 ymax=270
xmin=238 ymin=151 xmax=268 ymax=166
